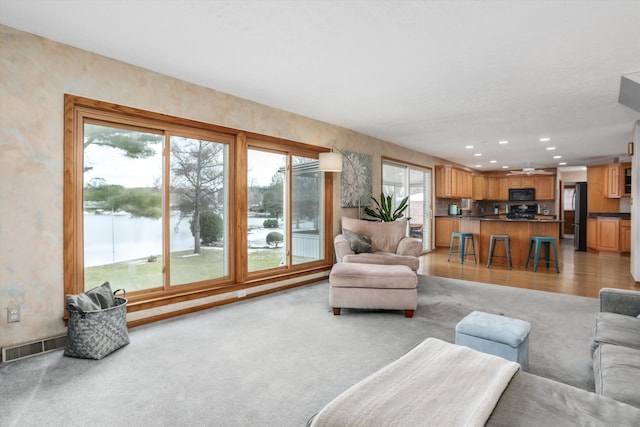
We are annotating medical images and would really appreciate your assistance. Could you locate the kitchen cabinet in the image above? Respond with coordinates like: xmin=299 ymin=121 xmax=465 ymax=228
xmin=623 ymin=163 xmax=632 ymax=197
xmin=534 ymin=176 xmax=555 ymax=200
xmin=487 ymin=177 xmax=501 ymax=200
xmin=472 ymin=176 xmax=486 ymax=200
xmin=587 ymin=218 xmax=597 ymax=250
xmin=507 ymin=177 xmax=522 ymax=188
xmin=587 ymin=165 xmax=622 ymax=213
xmin=471 ymin=174 xmax=554 ymax=202
xmin=472 ymin=176 xmax=503 ymax=200
xmin=436 ymin=165 xmax=472 ymax=198
xmin=505 ymin=176 xmax=535 ymax=189
xmin=435 ymin=217 xmax=459 ymax=247
xmin=604 ymin=163 xmax=622 ymax=198
xmin=435 ymin=166 xmax=452 ymax=198
xmin=454 ymin=168 xmax=472 ymax=198
xmin=596 ymin=218 xmax=620 ymax=252
xmin=620 ymin=220 xmax=631 ymax=253
xmin=499 ymin=177 xmax=509 ymax=201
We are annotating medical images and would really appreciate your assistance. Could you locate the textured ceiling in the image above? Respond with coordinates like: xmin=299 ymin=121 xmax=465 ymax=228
xmin=1 ymin=0 xmax=639 ymax=171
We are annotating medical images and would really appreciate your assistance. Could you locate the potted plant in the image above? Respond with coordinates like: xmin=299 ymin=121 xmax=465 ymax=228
xmin=364 ymin=192 xmax=409 ymax=221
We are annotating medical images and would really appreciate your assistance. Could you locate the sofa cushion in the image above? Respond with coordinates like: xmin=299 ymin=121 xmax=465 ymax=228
xmin=342 ymin=252 xmax=420 ymax=271
xmin=593 ymin=344 xmax=640 ymax=408
xmin=329 ymin=263 xmax=417 ymax=290
xmin=341 ymin=217 xmax=407 ymax=253
xmin=342 ymin=229 xmax=373 ymax=254
xmin=592 ymin=312 xmax=640 ymax=354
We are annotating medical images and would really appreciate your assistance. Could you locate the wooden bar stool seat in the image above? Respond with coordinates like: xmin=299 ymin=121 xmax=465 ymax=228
xmin=526 ymin=236 xmax=560 ymax=273
xmin=487 ymin=234 xmax=512 ymax=270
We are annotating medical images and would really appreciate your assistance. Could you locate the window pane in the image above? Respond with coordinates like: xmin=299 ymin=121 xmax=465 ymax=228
xmin=247 ymin=149 xmax=286 ymax=272
xmin=83 ymin=123 xmax=163 ymax=292
xmin=170 ymin=136 xmax=229 ymax=285
xmin=382 ymin=163 xmax=407 ymax=204
xmin=291 ymin=156 xmax=324 ymax=264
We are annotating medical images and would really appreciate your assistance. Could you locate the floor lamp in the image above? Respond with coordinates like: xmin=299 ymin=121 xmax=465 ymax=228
xmin=318 ymin=148 xmax=362 ymax=219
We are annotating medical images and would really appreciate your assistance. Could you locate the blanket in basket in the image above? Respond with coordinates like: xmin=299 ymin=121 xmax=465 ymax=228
xmin=65 ymin=296 xmax=129 ymax=360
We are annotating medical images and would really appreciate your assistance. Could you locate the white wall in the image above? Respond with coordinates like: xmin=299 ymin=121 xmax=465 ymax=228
xmin=631 ymin=121 xmax=639 ymax=281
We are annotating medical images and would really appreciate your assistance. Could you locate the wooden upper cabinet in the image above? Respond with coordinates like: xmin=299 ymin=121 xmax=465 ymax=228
xmin=469 ymin=174 xmax=555 ymax=201
xmin=534 ymin=176 xmax=555 ymax=200
xmin=487 ymin=177 xmax=502 ymax=200
xmin=435 ymin=165 xmax=452 ymax=198
xmin=458 ymin=169 xmax=472 ymax=198
xmin=499 ymin=178 xmax=509 ymax=200
xmin=507 ymin=177 xmax=522 ymax=188
xmin=472 ymin=176 xmax=486 ymax=200
xmin=604 ymin=163 xmax=621 ymax=198
xmin=622 ymin=163 xmax=632 ymax=197
xmin=436 ymin=165 xmax=472 ymax=198
xmin=521 ymin=177 xmax=535 ymax=187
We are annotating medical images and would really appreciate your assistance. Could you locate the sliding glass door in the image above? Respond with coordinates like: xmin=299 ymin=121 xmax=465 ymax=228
xmin=382 ymin=161 xmax=432 ymax=251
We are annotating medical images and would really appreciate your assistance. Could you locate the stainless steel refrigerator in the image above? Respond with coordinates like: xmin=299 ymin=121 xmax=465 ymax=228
xmin=572 ymin=182 xmax=588 ymax=251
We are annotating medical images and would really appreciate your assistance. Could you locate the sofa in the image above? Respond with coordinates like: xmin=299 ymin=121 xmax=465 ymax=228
xmin=334 ymin=217 xmax=422 ymax=271
xmin=310 ymin=337 xmax=640 ymax=426
xmin=591 ymin=287 xmax=640 ymax=408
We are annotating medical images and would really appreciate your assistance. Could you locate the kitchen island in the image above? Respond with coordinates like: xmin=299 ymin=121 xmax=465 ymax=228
xmin=442 ymin=217 xmax=563 ymax=268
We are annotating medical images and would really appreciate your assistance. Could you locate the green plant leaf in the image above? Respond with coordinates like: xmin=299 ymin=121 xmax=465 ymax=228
xmin=365 ymin=192 xmax=409 ymax=222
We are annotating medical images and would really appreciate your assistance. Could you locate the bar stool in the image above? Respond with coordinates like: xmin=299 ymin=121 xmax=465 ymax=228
xmin=525 ymin=236 xmax=560 ymax=273
xmin=448 ymin=232 xmax=477 ymax=264
xmin=487 ymin=234 xmax=512 ymax=269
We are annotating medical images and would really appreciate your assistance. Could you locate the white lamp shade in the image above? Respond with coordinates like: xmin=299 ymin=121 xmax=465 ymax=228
xmin=318 ymin=152 xmax=343 ymax=172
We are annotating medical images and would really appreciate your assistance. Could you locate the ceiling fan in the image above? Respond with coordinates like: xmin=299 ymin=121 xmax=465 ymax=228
xmin=506 ymin=167 xmax=554 ymax=176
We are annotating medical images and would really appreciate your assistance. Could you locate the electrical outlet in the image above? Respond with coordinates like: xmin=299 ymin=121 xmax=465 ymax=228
xmin=237 ymin=290 xmax=247 ymax=298
xmin=7 ymin=307 xmax=20 ymax=323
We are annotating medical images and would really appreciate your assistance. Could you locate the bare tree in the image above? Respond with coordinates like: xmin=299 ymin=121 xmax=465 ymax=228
xmin=170 ymin=137 xmax=226 ymax=254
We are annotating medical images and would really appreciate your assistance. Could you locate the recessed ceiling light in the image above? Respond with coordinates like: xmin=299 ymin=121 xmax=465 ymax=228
xmin=474 ymin=153 xmax=482 ymax=157
xmin=546 ymin=147 xmax=556 ymax=151
xmin=540 ymin=137 xmax=551 ymax=142
xmin=559 ymin=162 xmax=567 ymax=166
xmin=465 ymin=145 xmax=474 ymax=149
xmin=498 ymin=140 xmax=509 ymax=145
xmin=502 ymin=165 xmax=509 ymax=169
xmin=553 ymin=155 xmax=562 ymax=159
xmin=475 ymin=164 xmax=482 ymax=168
xmin=490 ymin=160 xmax=497 ymax=163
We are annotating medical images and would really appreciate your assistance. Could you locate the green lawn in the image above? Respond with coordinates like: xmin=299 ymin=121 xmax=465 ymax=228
xmin=85 ymin=248 xmax=284 ymax=292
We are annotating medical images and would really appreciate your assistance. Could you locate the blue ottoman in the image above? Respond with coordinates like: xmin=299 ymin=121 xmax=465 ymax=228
xmin=455 ymin=311 xmax=531 ymax=371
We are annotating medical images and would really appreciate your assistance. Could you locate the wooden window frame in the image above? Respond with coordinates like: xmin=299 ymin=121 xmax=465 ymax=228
xmin=64 ymin=95 xmax=334 ymax=317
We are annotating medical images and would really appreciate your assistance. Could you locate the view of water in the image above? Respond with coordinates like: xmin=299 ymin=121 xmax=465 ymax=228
xmin=84 ymin=213 xmax=283 ymax=267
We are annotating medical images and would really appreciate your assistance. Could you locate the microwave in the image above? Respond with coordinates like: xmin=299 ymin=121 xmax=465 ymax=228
xmin=509 ymin=188 xmax=535 ymax=201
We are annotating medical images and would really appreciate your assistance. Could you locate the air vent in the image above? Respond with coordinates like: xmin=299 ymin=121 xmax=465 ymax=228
xmin=1 ymin=334 xmax=66 ymax=363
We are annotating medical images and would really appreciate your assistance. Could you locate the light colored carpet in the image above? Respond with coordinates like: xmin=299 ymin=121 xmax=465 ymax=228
xmin=0 ymin=275 xmax=599 ymax=427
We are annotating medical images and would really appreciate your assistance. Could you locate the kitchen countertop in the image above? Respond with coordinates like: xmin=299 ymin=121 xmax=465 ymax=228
xmin=588 ymin=212 xmax=631 ymax=219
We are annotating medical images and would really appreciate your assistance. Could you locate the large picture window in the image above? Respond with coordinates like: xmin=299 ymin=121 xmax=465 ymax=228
xmin=64 ymin=96 xmax=332 ymax=311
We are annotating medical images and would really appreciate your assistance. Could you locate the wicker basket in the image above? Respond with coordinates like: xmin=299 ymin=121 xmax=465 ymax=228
xmin=64 ymin=296 xmax=129 ymax=360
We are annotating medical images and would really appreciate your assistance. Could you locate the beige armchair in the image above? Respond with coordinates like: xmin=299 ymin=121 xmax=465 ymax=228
xmin=334 ymin=217 xmax=422 ymax=271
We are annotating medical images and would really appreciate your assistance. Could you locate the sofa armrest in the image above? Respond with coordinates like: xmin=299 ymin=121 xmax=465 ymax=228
xmin=396 ymin=237 xmax=422 ymax=257
xmin=334 ymin=234 xmax=355 ymax=263
xmin=599 ymin=288 xmax=640 ymax=317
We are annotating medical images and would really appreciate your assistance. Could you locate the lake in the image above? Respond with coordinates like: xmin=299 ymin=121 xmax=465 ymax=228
xmin=84 ymin=213 xmax=282 ymax=267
